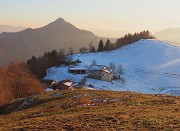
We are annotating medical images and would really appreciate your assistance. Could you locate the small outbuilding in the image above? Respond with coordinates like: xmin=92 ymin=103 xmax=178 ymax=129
xmin=56 ymin=80 xmax=74 ymax=90
xmin=68 ymin=67 xmax=87 ymax=74
xmin=41 ymin=79 xmax=57 ymax=88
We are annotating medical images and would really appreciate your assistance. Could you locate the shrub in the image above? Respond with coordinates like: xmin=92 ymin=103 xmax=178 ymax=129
xmin=0 ymin=61 xmax=44 ymax=107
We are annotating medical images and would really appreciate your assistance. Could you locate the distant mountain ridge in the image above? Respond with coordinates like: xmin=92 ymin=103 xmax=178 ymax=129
xmin=88 ymin=28 xmax=128 ymax=38
xmin=154 ymin=28 xmax=180 ymax=44
xmin=0 ymin=18 xmax=104 ymax=66
xmin=0 ymin=25 xmax=25 ymax=34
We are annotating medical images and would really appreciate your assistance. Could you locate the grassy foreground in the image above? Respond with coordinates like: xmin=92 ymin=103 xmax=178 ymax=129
xmin=0 ymin=90 xmax=179 ymax=130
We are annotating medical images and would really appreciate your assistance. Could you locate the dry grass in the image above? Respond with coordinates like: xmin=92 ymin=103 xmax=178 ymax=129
xmin=0 ymin=90 xmax=179 ymax=130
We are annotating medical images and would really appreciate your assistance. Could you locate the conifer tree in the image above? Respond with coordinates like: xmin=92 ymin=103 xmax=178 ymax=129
xmin=89 ymin=42 xmax=96 ymax=52
xmin=104 ymin=39 xmax=111 ymax=51
xmin=98 ymin=39 xmax=104 ymax=52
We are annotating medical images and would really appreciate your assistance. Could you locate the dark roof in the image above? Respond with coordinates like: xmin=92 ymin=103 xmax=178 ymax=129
xmin=89 ymin=65 xmax=105 ymax=71
xmin=41 ymin=79 xmax=57 ymax=85
xmin=69 ymin=67 xmax=87 ymax=71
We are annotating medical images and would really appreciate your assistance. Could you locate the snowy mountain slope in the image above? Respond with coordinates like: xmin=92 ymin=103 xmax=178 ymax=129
xmin=72 ymin=39 xmax=180 ymax=73
xmin=45 ymin=39 xmax=180 ymax=95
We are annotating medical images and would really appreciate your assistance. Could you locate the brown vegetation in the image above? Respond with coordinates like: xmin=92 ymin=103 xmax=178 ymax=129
xmin=0 ymin=67 xmax=13 ymax=106
xmin=0 ymin=90 xmax=179 ymax=130
xmin=0 ymin=61 xmax=44 ymax=107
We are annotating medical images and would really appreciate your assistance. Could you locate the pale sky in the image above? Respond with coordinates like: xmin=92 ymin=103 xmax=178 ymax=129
xmin=0 ymin=0 xmax=180 ymax=34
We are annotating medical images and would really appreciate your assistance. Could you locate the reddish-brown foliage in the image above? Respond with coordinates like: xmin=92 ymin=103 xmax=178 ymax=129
xmin=0 ymin=62 xmax=44 ymax=107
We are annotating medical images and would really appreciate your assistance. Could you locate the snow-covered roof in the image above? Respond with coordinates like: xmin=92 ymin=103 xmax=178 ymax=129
xmin=89 ymin=65 xmax=105 ymax=71
xmin=59 ymin=80 xmax=73 ymax=87
xmin=89 ymin=65 xmax=113 ymax=74
xmin=69 ymin=67 xmax=87 ymax=70
xmin=63 ymin=82 xmax=73 ymax=86
xmin=103 ymin=67 xmax=113 ymax=74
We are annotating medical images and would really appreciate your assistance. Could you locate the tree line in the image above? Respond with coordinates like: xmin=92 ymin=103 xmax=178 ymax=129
xmin=27 ymin=49 xmax=68 ymax=79
xmin=27 ymin=30 xmax=155 ymax=79
xmin=97 ymin=30 xmax=155 ymax=52
xmin=79 ymin=30 xmax=155 ymax=52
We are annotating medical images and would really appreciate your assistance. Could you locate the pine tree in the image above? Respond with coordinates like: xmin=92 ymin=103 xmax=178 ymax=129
xmin=91 ymin=47 xmax=96 ymax=52
xmin=115 ymin=30 xmax=154 ymax=49
xmin=110 ymin=43 xmax=115 ymax=50
xmin=104 ymin=39 xmax=111 ymax=51
xmin=79 ymin=47 xmax=88 ymax=53
xmin=89 ymin=42 xmax=96 ymax=52
xmin=98 ymin=39 xmax=104 ymax=52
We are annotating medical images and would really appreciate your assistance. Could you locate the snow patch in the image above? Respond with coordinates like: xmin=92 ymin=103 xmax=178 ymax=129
xmin=63 ymin=82 xmax=73 ymax=86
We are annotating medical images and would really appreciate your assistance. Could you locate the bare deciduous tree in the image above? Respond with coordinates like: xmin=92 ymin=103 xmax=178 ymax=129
xmin=117 ymin=64 xmax=125 ymax=83
xmin=4 ymin=61 xmax=43 ymax=98
xmin=92 ymin=59 xmax=97 ymax=66
xmin=117 ymin=64 xmax=124 ymax=75
xmin=0 ymin=67 xmax=13 ymax=106
xmin=0 ymin=62 xmax=44 ymax=107
xmin=109 ymin=62 xmax=116 ymax=72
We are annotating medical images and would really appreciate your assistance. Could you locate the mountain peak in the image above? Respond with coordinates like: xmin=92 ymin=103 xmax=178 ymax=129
xmin=49 ymin=17 xmax=69 ymax=26
xmin=44 ymin=17 xmax=78 ymax=30
xmin=54 ymin=17 xmax=65 ymax=23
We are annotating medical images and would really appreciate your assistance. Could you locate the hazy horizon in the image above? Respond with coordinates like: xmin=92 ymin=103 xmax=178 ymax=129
xmin=1 ymin=0 xmax=180 ymax=37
